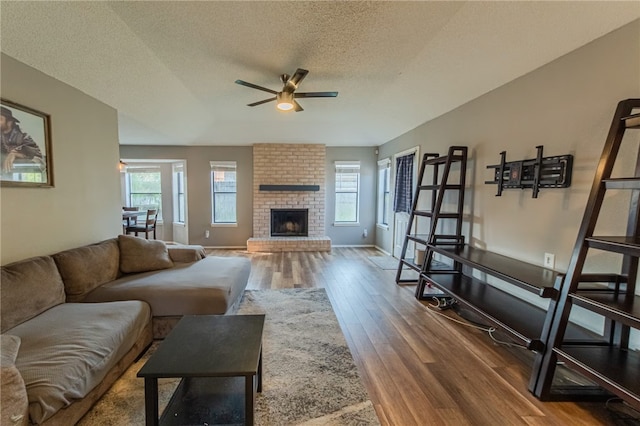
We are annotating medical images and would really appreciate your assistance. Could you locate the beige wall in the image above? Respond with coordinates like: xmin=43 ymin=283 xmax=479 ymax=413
xmin=326 ymin=146 xmax=377 ymax=246
xmin=119 ymin=145 xmax=253 ymax=247
xmin=1 ymin=54 xmax=122 ymax=265
xmin=122 ymin=144 xmax=380 ymax=247
xmin=377 ymin=20 xmax=640 ymax=273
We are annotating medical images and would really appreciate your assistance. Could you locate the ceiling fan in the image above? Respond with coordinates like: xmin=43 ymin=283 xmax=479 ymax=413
xmin=235 ymin=68 xmax=338 ymax=112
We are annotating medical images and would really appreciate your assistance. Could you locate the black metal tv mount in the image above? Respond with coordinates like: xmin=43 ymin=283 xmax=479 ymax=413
xmin=485 ymin=145 xmax=573 ymax=198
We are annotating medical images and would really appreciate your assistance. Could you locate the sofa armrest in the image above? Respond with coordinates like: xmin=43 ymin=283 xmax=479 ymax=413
xmin=1 ymin=335 xmax=28 ymax=426
xmin=167 ymin=245 xmax=207 ymax=263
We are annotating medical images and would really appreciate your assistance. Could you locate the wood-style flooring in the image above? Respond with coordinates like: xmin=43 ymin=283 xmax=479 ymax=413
xmin=209 ymin=247 xmax=629 ymax=425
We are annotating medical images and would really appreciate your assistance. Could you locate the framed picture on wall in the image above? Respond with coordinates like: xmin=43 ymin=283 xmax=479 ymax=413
xmin=0 ymin=99 xmax=53 ymax=187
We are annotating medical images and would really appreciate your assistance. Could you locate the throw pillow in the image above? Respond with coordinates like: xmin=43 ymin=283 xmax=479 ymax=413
xmin=118 ymin=235 xmax=174 ymax=274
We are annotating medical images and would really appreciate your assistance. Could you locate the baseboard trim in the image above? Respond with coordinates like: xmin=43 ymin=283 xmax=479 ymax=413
xmin=332 ymin=244 xmax=376 ymax=248
xmin=374 ymin=246 xmax=392 ymax=256
xmin=203 ymin=246 xmax=247 ymax=249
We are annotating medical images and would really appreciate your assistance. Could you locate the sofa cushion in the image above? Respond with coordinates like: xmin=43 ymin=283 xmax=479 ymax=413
xmin=167 ymin=244 xmax=207 ymax=263
xmin=118 ymin=235 xmax=174 ymax=274
xmin=0 ymin=256 xmax=65 ymax=333
xmin=0 ymin=335 xmax=28 ymax=426
xmin=83 ymin=256 xmax=251 ymax=316
xmin=53 ymin=239 xmax=120 ymax=302
xmin=7 ymin=301 xmax=151 ymax=424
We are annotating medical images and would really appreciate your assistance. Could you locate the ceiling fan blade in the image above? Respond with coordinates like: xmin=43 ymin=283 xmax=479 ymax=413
xmin=285 ymin=68 xmax=309 ymax=92
xmin=235 ymin=80 xmax=278 ymax=95
xmin=293 ymin=100 xmax=304 ymax=112
xmin=247 ymin=97 xmax=276 ymax=107
xmin=294 ymin=91 xmax=338 ymax=98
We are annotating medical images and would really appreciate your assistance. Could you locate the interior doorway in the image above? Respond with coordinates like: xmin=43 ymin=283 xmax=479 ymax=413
xmin=392 ymin=147 xmax=419 ymax=259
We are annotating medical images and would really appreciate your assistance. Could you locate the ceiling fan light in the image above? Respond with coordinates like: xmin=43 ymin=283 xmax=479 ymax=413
xmin=276 ymin=92 xmax=294 ymax=111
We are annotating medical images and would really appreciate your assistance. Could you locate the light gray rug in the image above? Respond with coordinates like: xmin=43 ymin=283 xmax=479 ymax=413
xmin=78 ymin=289 xmax=379 ymax=425
xmin=367 ymin=255 xmax=407 ymax=270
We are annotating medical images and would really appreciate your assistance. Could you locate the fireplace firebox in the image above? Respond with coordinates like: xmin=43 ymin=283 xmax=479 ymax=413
xmin=271 ymin=209 xmax=308 ymax=237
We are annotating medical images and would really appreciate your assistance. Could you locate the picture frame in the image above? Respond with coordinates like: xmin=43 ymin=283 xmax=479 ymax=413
xmin=0 ymin=99 xmax=53 ymax=187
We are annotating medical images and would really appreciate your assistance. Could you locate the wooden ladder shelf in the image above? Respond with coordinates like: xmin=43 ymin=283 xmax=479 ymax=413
xmin=532 ymin=99 xmax=640 ymax=409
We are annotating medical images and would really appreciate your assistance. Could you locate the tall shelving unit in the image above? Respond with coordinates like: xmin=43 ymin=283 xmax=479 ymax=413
xmin=412 ymin=147 xmax=599 ymax=391
xmin=395 ymin=147 xmax=467 ymax=286
xmin=534 ymin=98 xmax=640 ymax=408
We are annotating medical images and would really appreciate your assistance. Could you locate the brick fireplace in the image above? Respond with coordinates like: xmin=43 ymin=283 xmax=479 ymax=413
xmin=247 ymin=143 xmax=331 ymax=252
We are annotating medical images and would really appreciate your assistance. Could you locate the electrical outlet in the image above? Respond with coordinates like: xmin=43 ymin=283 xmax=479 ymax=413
xmin=205 ymin=230 xmax=210 ymax=239
xmin=544 ymin=253 xmax=555 ymax=269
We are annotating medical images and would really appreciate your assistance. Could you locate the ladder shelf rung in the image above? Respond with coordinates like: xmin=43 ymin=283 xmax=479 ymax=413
xmin=424 ymin=155 xmax=465 ymax=166
xmin=570 ymin=292 xmax=640 ymax=328
xmin=419 ymin=184 xmax=463 ymax=191
xmin=623 ymin=113 xmax=640 ymax=129
xmin=406 ymin=234 xmax=429 ymax=244
xmin=413 ymin=210 xmax=461 ymax=219
xmin=586 ymin=236 xmax=640 ymax=256
xmin=400 ymin=258 xmax=422 ymax=272
xmin=603 ymin=178 xmax=640 ymax=190
xmin=552 ymin=346 xmax=640 ymax=406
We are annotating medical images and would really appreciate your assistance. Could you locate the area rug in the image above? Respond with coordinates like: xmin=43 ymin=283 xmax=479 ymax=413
xmin=78 ymin=289 xmax=379 ymax=425
xmin=367 ymin=255 xmax=407 ymax=270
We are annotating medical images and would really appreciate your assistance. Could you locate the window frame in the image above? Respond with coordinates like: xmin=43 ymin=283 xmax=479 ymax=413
xmin=125 ymin=167 xmax=163 ymax=221
xmin=334 ymin=161 xmax=361 ymax=226
xmin=210 ymin=161 xmax=238 ymax=226
xmin=377 ymin=158 xmax=391 ymax=229
xmin=172 ymin=164 xmax=186 ymax=224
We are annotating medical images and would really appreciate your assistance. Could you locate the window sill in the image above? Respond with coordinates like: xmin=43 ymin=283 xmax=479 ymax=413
xmin=376 ymin=224 xmax=389 ymax=230
xmin=333 ymin=222 xmax=360 ymax=227
xmin=211 ymin=223 xmax=238 ymax=228
xmin=173 ymin=222 xmax=186 ymax=227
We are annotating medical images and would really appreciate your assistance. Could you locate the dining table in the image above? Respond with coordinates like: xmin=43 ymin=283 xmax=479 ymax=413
xmin=122 ymin=210 xmax=148 ymax=232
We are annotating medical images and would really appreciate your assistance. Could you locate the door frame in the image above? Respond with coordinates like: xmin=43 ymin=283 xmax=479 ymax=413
xmin=392 ymin=146 xmax=420 ymax=258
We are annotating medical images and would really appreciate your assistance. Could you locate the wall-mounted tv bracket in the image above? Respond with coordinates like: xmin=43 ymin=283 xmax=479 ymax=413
xmin=485 ymin=145 xmax=573 ymax=198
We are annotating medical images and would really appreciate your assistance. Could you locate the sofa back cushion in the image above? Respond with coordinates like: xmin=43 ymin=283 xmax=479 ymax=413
xmin=0 ymin=256 xmax=65 ymax=333
xmin=53 ymin=239 xmax=120 ymax=302
xmin=118 ymin=235 xmax=174 ymax=274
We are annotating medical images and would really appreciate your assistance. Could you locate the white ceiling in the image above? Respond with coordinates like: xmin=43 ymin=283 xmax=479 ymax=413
xmin=1 ymin=1 xmax=639 ymax=147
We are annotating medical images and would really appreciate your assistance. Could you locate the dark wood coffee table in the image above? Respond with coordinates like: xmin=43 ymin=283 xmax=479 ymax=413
xmin=137 ymin=314 xmax=265 ymax=425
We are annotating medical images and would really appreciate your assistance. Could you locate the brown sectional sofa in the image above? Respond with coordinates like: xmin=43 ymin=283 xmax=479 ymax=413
xmin=0 ymin=235 xmax=250 ymax=425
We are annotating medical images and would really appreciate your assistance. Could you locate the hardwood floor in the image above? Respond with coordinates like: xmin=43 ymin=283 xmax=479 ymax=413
xmin=210 ymin=247 xmax=626 ymax=425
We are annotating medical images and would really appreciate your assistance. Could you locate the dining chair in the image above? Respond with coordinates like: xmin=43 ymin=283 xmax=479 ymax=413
xmin=126 ymin=209 xmax=158 ymax=239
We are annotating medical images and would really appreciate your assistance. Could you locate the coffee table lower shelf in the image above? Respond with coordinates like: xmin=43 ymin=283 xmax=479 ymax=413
xmin=160 ymin=376 xmax=254 ymax=426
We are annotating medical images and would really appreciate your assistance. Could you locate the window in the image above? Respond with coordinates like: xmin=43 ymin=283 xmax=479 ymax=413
xmin=335 ymin=161 xmax=360 ymax=224
xmin=377 ymin=158 xmax=391 ymax=227
xmin=211 ymin=161 xmax=237 ymax=224
xmin=173 ymin=164 xmax=185 ymax=224
xmin=126 ymin=167 xmax=162 ymax=220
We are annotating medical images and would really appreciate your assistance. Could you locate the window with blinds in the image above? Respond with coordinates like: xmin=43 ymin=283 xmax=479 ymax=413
xmin=335 ymin=161 xmax=360 ymax=224
xmin=210 ymin=161 xmax=237 ymax=224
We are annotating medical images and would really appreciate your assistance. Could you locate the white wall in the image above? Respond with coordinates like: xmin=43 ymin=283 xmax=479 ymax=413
xmin=1 ymin=54 xmax=122 ymax=265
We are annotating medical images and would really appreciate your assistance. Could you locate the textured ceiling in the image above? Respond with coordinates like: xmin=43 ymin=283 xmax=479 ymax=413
xmin=1 ymin=1 xmax=639 ymax=147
